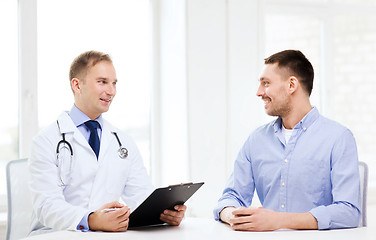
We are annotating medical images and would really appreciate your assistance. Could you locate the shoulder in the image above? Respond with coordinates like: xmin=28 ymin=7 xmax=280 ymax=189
xmin=316 ymin=114 xmax=354 ymax=139
xmin=33 ymin=119 xmax=59 ymax=142
xmin=241 ymin=119 xmax=277 ymax=149
xmin=256 ymin=120 xmax=276 ymax=133
xmin=102 ymin=119 xmax=138 ymax=147
xmin=102 ymin=118 xmax=129 ymax=137
xmin=249 ymin=119 xmax=276 ymax=139
xmin=33 ymin=112 xmax=74 ymax=142
xmin=31 ymin=113 xmax=71 ymax=154
xmin=305 ymin=114 xmax=357 ymax=154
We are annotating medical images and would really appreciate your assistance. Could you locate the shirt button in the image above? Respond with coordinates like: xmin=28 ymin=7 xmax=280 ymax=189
xmin=281 ymin=204 xmax=285 ymax=208
xmin=284 ymin=159 xmax=288 ymax=163
xmin=282 ymin=182 xmax=285 ymax=186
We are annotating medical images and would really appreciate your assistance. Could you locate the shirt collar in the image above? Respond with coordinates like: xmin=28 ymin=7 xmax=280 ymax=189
xmin=273 ymin=106 xmax=320 ymax=133
xmin=68 ymin=105 xmax=103 ymax=129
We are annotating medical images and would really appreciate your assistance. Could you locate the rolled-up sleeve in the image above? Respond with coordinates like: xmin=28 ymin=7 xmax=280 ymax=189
xmin=213 ymin=137 xmax=255 ymax=221
xmin=310 ymin=129 xmax=361 ymax=229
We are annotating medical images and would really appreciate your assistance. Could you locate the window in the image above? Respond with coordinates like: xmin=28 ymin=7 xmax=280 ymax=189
xmin=332 ymin=13 xmax=376 ymax=184
xmin=0 ymin=0 xmax=18 ymax=211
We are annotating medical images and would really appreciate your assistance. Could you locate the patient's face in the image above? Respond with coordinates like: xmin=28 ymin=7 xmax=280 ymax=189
xmin=256 ymin=63 xmax=292 ymax=118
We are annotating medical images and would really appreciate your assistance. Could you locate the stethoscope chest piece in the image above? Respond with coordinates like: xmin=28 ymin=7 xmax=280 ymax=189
xmin=118 ymin=147 xmax=128 ymax=159
xmin=112 ymin=131 xmax=128 ymax=159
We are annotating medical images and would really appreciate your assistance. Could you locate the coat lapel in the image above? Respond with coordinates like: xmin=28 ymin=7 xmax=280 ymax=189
xmin=57 ymin=112 xmax=91 ymax=151
xmin=98 ymin=119 xmax=117 ymax=163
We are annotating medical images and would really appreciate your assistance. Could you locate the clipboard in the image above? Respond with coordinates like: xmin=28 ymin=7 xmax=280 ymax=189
xmin=128 ymin=182 xmax=204 ymax=228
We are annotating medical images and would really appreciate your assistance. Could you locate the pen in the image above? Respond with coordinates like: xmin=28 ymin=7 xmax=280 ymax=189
xmin=101 ymin=208 xmax=120 ymax=213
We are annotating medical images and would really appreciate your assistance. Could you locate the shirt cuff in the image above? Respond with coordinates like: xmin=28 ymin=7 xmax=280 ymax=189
xmin=309 ymin=206 xmax=330 ymax=230
xmin=77 ymin=212 xmax=92 ymax=232
xmin=213 ymin=199 xmax=241 ymax=221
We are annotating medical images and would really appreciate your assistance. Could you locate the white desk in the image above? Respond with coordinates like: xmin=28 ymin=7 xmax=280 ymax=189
xmin=21 ymin=218 xmax=375 ymax=240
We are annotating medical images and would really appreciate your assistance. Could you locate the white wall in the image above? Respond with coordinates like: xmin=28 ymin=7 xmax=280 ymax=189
xmin=187 ymin=0 xmax=266 ymax=217
xmin=151 ymin=0 xmax=189 ymax=186
xmin=186 ymin=0 xmax=228 ymax=217
xmin=155 ymin=0 xmax=267 ymax=217
xmin=18 ymin=0 xmax=38 ymax=158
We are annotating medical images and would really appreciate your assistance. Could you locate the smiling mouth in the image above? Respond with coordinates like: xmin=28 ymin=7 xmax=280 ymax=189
xmin=100 ymin=97 xmax=112 ymax=103
xmin=262 ymin=97 xmax=271 ymax=105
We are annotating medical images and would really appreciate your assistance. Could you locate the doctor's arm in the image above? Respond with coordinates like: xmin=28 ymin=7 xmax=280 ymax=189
xmin=29 ymin=133 xmax=88 ymax=231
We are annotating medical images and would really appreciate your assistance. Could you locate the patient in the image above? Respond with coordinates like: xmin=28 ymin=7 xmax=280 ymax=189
xmin=213 ymin=50 xmax=361 ymax=231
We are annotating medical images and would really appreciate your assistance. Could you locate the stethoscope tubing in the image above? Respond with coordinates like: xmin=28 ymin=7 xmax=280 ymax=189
xmin=56 ymin=132 xmax=74 ymax=157
xmin=55 ymin=120 xmax=128 ymax=186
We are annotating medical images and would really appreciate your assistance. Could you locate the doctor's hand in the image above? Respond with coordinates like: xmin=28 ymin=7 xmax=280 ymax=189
xmin=160 ymin=204 xmax=187 ymax=226
xmin=88 ymin=201 xmax=130 ymax=232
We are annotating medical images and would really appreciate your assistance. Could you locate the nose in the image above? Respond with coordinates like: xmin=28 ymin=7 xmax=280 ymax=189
xmin=256 ymin=84 xmax=264 ymax=97
xmin=107 ymin=83 xmax=116 ymax=97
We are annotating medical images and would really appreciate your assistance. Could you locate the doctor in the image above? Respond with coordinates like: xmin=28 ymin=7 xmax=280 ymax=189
xmin=29 ymin=50 xmax=186 ymax=235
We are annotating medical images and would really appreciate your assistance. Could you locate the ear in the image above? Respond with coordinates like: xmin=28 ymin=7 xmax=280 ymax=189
xmin=288 ymin=76 xmax=299 ymax=94
xmin=71 ymin=78 xmax=82 ymax=95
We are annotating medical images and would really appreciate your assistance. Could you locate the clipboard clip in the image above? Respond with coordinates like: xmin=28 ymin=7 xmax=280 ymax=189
xmin=168 ymin=182 xmax=193 ymax=187
xmin=168 ymin=182 xmax=194 ymax=190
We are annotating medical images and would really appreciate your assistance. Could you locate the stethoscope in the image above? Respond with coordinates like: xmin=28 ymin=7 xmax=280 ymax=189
xmin=56 ymin=120 xmax=128 ymax=186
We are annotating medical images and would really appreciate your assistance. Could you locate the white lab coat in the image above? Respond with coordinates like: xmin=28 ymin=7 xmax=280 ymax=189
xmin=29 ymin=112 xmax=153 ymax=235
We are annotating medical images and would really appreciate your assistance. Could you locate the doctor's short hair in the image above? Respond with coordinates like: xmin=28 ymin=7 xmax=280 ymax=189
xmin=69 ymin=50 xmax=113 ymax=90
xmin=264 ymin=50 xmax=314 ymax=96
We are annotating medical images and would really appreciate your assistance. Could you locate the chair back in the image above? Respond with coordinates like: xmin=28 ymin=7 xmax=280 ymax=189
xmin=6 ymin=158 xmax=33 ymax=240
xmin=358 ymin=161 xmax=368 ymax=227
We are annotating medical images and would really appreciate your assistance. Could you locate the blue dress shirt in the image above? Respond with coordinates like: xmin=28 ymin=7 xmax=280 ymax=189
xmin=69 ymin=105 xmax=103 ymax=142
xmin=213 ymin=107 xmax=361 ymax=229
xmin=68 ymin=105 xmax=103 ymax=231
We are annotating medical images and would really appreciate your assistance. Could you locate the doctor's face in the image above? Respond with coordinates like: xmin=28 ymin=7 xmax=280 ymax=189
xmin=74 ymin=61 xmax=117 ymax=120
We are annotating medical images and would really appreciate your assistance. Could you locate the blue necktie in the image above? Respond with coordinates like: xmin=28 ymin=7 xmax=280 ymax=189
xmin=85 ymin=120 xmax=100 ymax=158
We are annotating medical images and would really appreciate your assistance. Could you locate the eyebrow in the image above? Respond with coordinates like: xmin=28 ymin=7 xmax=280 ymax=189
xmin=96 ymin=77 xmax=117 ymax=82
